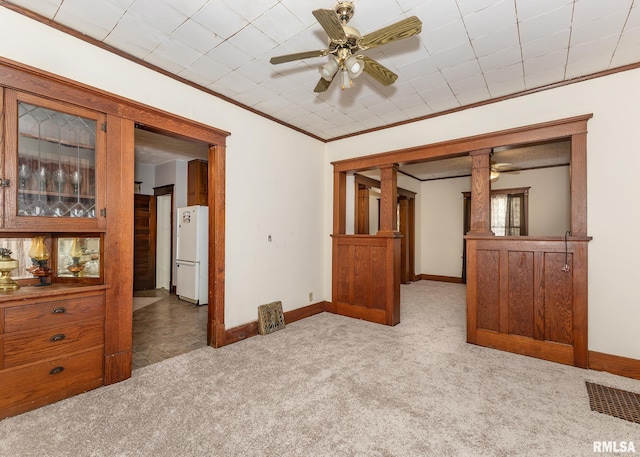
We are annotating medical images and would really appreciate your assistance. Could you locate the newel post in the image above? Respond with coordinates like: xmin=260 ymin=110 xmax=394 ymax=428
xmin=468 ymin=149 xmax=494 ymax=236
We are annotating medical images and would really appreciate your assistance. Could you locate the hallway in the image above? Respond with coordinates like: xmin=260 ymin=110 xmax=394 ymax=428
xmin=132 ymin=289 xmax=208 ymax=370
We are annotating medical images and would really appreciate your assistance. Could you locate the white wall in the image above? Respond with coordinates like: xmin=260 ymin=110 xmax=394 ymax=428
xmin=492 ymin=165 xmax=571 ymax=237
xmin=419 ymin=166 xmax=570 ymax=278
xmin=326 ymin=69 xmax=640 ymax=360
xmin=133 ymin=163 xmax=155 ymax=196
xmin=420 ymin=176 xmax=470 ymax=278
xmin=0 ymin=8 xmax=325 ymax=329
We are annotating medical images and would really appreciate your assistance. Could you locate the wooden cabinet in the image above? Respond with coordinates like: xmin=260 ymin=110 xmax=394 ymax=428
xmin=187 ymin=159 xmax=208 ymax=206
xmin=0 ymin=287 xmax=106 ymax=419
xmin=2 ymin=89 xmax=107 ymax=231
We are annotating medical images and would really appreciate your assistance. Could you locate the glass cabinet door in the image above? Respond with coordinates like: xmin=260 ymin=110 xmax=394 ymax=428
xmin=5 ymin=90 xmax=106 ymax=230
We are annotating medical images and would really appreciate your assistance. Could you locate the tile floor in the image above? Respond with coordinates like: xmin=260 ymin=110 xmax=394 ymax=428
xmin=132 ymin=289 xmax=208 ymax=370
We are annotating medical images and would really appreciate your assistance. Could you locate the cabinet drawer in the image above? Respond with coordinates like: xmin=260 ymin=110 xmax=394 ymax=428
xmin=3 ymin=318 xmax=104 ymax=368
xmin=4 ymin=294 xmax=105 ymax=333
xmin=0 ymin=347 xmax=103 ymax=411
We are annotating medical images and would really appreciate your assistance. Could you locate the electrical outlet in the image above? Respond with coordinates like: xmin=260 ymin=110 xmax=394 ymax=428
xmin=308 ymin=292 xmax=313 ymax=302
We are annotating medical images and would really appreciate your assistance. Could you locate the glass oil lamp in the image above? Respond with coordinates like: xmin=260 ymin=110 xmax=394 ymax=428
xmin=0 ymin=248 xmax=20 ymax=291
xmin=29 ymin=235 xmax=52 ymax=286
xmin=66 ymin=238 xmax=85 ymax=276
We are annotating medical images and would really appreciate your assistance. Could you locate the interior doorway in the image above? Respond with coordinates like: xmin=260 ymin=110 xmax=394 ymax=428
xmin=132 ymin=125 xmax=211 ymax=368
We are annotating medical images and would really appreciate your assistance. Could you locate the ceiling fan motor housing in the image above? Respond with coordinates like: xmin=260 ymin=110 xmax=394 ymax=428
xmin=335 ymin=2 xmax=354 ymax=24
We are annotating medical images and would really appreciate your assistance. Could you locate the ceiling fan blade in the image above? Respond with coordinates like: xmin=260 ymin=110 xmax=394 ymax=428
xmin=270 ymin=49 xmax=328 ymax=65
xmin=312 ymin=9 xmax=347 ymax=42
xmin=361 ymin=56 xmax=398 ymax=86
xmin=314 ymin=74 xmax=336 ymax=93
xmin=359 ymin=16 xmax=423 ymax=50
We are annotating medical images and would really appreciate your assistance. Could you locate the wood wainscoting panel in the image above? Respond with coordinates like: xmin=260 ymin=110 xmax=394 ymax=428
xmin=507 ymin=251 xmax=534 ymax=338
xmin=466 ymin=236 xmax=591 ymax=368
xmin=544 ymin=252 xmax=573 ymax=345
xmin=370 ymin=245 xmax=388 ymax=311
xmin=476 ymin=249 xmax=500 ymax=332
xmin=332 ymin=234 xmax=400 ymax=326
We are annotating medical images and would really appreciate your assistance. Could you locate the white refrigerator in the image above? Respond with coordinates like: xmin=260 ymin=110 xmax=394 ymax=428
xmin=176 ymin=205 xmax=208 ymax=305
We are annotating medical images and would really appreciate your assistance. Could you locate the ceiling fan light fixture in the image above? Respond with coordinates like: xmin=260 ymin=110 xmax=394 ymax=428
xmin=341 ymin=69 xmax=352 ymax=90
xmin=345 ymin=55 xmax=364 ymax=78
xmin=320 ymin=59 xmax=339 ymax=81
xmin=490 ymin=169 xmax=500 ymax=181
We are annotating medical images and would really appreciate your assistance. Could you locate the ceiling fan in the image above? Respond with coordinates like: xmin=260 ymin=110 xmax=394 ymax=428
xmin=490 ymin=162 xmax=521 ymax=181
xmin=269 ymin=1 xmax=422 ymax=92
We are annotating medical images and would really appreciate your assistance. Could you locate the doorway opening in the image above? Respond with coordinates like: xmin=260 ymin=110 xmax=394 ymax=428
xmin=132 ymin=125 xmax=210 ymax=369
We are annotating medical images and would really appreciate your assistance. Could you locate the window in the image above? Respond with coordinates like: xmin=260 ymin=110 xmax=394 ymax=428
xmin=463 ymin=187 xmax=529 ymax=236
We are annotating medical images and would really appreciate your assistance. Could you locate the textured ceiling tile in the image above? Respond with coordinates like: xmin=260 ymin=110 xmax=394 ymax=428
xmin=207 ymin=41 xmax=253 ymax=71
xmin=565 ymin=53 xmax=613 ymax=78
xmin=222 ymin=0 xmax=279 ymax=22
xmin=471 ymin=25 xmax=520 ymax=57
xmin=455 ymin=85 xmax=491 ymax=105
xmin=572 ymin=0 xmax=633 ymax=25
xmin=151 ymin=38 xmax=203 ymax=69
xmin=397 ymin=57 xmax=439 ymax=80
xmin=171 ymin=18 xmax=224 ymax=55
xmin=410 ymin=0 xmax=461 ymax=32
xmin=157 ymin=0 xmax=208 ymax=17
xmin=478 ymin=46 xmax=522 ymax=72
xmin=521 ymin=30 xmax=570 ymax=59
xmin=397 ymin=0 xmax=431 ymax=12
xmin=278 ymin=0 xmax=321 ymax=28
xmin=457 ymin=0 xmax=505 ymax=17
xmin=487 ymin=76 xmax=526 ymax=97
xmin=104 ymin=14 xmax=166 ymax=58
xmin=523 ymin=49 xmax=567 ymax=75
xmin=252 ymin=3 xmax=306 ymax=44
xmin=432 ymin=42 xmax=477 ymax=69
xmin=441 ymin=59 xmax=483 ymax=82
xmin=515 ymin=0 xmax=573 ymax=22
xmin=10 ymin=0 xmax=61 ymax=18
xmin=192 ymin=1 xmax=249 ymax=40
xmin=422 ymin=19 xmax=469 ymax=55
xmin=228 ymin=24 xmax=278 ymax=56
xmin=349 ymin=2 xmax=404 ymax=32
xmin=463 ymin=0 xmax=516 ymax=39
xmin=570 ymin=12 xmax=628 ymax=47
xmin=181 ymin=54 xmax=233 ymax=85
xmin=448 ymin=73 xmax=487 ymax=95
xmin=518 ymin=4 xmax=573 ymax=43
xmin=128 ymin=0 xmax=187 ymax=34
xmin=568 ymin=35 xmax=618 ymax=63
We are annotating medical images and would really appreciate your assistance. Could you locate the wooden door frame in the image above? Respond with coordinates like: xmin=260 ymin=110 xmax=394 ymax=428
xmin=353 ymin=173 xmax=416 ymax=282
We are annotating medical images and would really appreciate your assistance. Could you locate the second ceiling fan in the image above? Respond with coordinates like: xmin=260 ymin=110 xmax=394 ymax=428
xmin=270 ymin=1 xmax=422 ymax=92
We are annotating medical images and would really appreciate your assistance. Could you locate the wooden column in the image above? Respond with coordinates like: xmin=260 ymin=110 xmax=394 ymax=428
xmin=378 ymin=164 xmax=398 ymax=235
xmin=468 ymin=149 xmax=493 ymax=235
xmin=570 ymin=132 xmax=587 ymax=236
xmin=333 ymin=170 xmax=347 ymax=235
xmin=409 ymin=197 xmax=416 ymax=281
xmin=398 ymin=196 xmax=410 ymax=284
xmin=356 ymin=184 xmax=370 ymax=234
xmin=209 ymin=143 xmax=226 ymax=348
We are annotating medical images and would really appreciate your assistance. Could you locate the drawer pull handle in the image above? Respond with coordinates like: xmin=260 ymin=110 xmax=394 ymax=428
xmin=52 ymin=307 xmax=66 ymax=314
xmin=50 ymin=334 xmax=66 ymax=342
xmin=49 ymin=366 xmax=64 ymax=375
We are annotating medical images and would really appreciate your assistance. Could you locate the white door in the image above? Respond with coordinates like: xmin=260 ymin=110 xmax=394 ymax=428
xmin=155 ymin=195 xmax=172 ymax=290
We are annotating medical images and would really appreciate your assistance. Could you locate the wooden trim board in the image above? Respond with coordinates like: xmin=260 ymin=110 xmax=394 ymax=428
xmin=589 ymin=351 xmax=640 ymax=381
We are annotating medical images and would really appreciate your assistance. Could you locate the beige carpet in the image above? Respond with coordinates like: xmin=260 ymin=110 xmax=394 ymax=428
xmin=1 ymin=281 xmax=639 ymax=456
